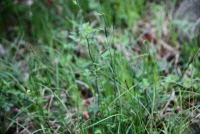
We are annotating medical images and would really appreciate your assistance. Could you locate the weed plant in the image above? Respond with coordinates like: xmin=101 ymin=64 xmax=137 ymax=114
xmin=0 ymin=0 xmax=200 ymax=133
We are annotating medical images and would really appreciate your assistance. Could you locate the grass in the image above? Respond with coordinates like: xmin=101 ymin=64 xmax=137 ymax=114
xmin=1 ymin=0 xmax=200 ymax=133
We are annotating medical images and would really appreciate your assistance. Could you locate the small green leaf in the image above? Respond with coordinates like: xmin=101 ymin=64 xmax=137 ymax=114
xmin=94 ymin=129 xmax=102 ymax=134
xmin=165 ymin=75 xmax=178 ymax=83
xmin=142 ymin=78 xmax=150 ymax=87
xmin=183 ymin=80 xmax=192 ymax=88
xmin=83 ymin=69 xmax=91 ymax=76
xmin=72 ymin=0 xmax=77 ymax=5
xmin=5 ymin=107 xmax=10 ymax=112
xmin=94 ymin=12 xmax=103 ymax=16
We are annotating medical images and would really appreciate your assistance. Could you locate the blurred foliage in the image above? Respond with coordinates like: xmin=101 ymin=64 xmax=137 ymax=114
xmin=0 ymin=0 xmax=147 ymax=44
xmin=1 ymin=0 xmax=200 ymax=133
